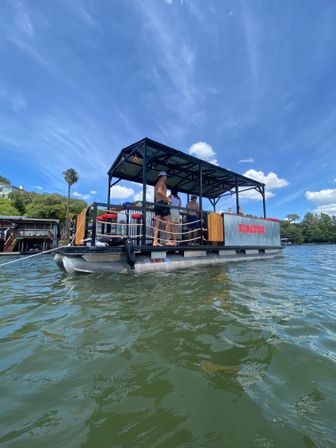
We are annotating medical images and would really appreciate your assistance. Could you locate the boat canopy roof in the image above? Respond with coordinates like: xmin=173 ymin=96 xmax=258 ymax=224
xmin=108 ymin=138 xmax=264 ymax=200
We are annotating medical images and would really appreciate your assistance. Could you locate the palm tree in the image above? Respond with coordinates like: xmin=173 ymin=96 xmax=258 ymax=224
xmin=63 ymin=168 xmax=79 ymax=239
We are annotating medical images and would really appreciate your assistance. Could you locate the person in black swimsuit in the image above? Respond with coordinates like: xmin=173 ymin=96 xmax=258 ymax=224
xmin=153 ymin=171 xmax=173 ymax=246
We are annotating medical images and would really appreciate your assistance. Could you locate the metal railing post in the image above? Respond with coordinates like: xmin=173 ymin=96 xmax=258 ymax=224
xmin=199 ymin=163 xmax=203 ymax=245
xmin=141 ymin=142 xmax=148 ymax=246
xmin=126 ymin=204 xmax=130 ymax=238
xmin=91 ymin=203 xmax=97 ymax=246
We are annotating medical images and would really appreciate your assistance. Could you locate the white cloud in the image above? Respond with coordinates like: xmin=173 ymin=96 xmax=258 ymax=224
xmin=305 ymin=188 xmax=336 ymax=204
xmin=110 ymin=185 xmax=134 ymax=199
xmin=314 ymin=204 xmax=336 ymax=215
xmin=134 ymin=186 xmax=155 ymax=203
xmin=243 ymin=169 xmax=289 ymax=189
xmin=188 ymin=142 xmax=218 ymax=165
xmin=34 ymin=185 xmax=43 ymax=190
xmin=305 ymin=188 xmax=336 ymax=215
xmin=238 ymin=158 xmax=254 ymax=164
xmin=239 ymin=169 xmax=289 ymax=201
xmin=72 ymin=191 xmax=92 ymax=201
xmin=90 ymin=190 xmax=97 ymax=195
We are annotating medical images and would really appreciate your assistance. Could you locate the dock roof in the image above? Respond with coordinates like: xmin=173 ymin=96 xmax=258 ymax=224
xmin=108 ymin=138 xmax=264 ymax=200
xmin=0 ymin=216 xmax=59 ymax=223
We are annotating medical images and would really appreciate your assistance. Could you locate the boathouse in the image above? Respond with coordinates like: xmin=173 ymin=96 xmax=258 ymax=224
xmin=0 ymin=216 xmax=60 ymax=254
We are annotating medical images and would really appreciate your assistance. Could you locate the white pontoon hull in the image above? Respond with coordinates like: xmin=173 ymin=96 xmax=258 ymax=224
xmin=55 ymin=249 xmax=282 ymax=274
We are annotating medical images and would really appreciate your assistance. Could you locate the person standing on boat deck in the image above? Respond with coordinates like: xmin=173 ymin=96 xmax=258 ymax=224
xmin=153 ymin=171 xmax=174 ymax=246
xmin=168 ymin=189 xmax=181 ymax=245
xmin=186 ymin=195 xmax=199 ymax=244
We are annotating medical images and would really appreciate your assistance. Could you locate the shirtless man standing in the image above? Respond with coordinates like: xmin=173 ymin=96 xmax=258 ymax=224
xmin=153 ymin=171 xmax=173 ymax=246
xmin=186 ymin=194 xmax=199 ymax=243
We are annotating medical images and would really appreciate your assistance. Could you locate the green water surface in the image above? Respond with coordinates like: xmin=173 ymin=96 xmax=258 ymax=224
xmin=0 ymin=246 xmax=335 ymax=447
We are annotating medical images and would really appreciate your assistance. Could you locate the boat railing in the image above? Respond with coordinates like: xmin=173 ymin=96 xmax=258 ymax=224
xmin=76 ymin=202 xmax=206 ymax=247
xmin=72 ymin=202 xmax=280 ymax=248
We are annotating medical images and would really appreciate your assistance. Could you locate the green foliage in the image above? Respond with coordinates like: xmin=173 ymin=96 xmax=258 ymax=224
xmin=280 ymin=220 xmax=304 ymax=244
xmin=286 ymin=213 xmax=300 ymax=223
xmin=9 ymin=190 xmax=38 ymax=215
xmin=24 ymin=194 xmax=86 ymax=222
xmin=281 ymin=212 xmax=336 ymax=244
xmin=5 ymin=190 xmax=87 ymax=223
xmin=63 ymin=168 xmax=79 ymax=186
xmin=69 ymin=198 xmax=87 ymax=215
xmin=0 ymin=175 xmax=11 ymax=185
xmin=0 ymin=198 xmax=20 ymax=216
xmin=301 ymin=212 xmax=336 ymax=243
xmin=25 ymin=194 xmax=67 ymax=221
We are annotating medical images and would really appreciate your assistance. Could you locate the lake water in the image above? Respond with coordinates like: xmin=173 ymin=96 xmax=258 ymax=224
xmin=0 ymin=245 xmax=336 ymax=447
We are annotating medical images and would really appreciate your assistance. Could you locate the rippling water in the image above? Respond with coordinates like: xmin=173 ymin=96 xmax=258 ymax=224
xmin=1 ymin=246 xmax=336 ymax=447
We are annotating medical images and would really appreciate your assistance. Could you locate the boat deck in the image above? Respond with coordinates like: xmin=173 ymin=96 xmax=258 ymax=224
xmin=57 ymin=244 xmax=282 ymax=255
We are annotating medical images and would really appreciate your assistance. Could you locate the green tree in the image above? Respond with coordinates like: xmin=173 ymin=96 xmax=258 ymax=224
xmin=63 ymin=169 xmax=79 ymax=238
xmin=9 ymin=190 xmax=38 ymax=215
xmin=0 ymin=175 xmax=11 ymax=185
xmin=319 ymin=213 xmax=334 ymax=242
xmin=286 ymin=213 xmax=300 ymax=223
xmin=23 ymin=193 xmax=86 ymax=223
xmin=0 ymin=198 xmax=20 ymax=216
xmin=280 ymin=220 xmax=304 ymax=244
xmin=302 ymin=212 xmax=318 ymax=242
xmin=332 ymin=216 xmax=336 ymax=243
xmin=301 ymin=212 xmax=336 ymax=243
xmin=69 ymin=198 xmax=87 ymax=216
xmin=25 ymin=194 xmax=67 ymax=221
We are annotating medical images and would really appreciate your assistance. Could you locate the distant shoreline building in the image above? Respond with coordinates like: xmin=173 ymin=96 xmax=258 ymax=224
xmin=0 ymin=216 xmax=60 ymax=254
xmin=0 ymin=181 xmax=24 ymax=199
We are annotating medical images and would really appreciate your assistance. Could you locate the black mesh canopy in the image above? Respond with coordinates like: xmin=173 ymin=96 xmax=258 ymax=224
xmin=108 ymin=138 xmax=264 ymax=200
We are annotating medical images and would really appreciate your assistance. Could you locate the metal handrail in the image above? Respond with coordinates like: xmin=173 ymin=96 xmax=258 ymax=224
xmin=86 ymin=201 xmax=207 ymax=247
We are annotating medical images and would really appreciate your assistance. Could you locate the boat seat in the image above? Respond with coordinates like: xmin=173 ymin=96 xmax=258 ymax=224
xmin=97 ymin=213 xmax=118 ymax=221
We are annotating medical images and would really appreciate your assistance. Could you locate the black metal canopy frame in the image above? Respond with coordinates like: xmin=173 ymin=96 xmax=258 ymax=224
xmin=107 ymin=138 xmax=267 ymax=244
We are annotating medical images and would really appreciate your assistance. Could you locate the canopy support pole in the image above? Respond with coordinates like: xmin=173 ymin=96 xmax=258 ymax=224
xmin=141 ymin=141 xmax=148 ymax=245
xmin=199 ymin=163 xmax=203 ymax=244
xmin=235 ymin=177 xmax=240 ymax=214
xmin=110 ymin=178 xmax=122 ymax=188
xmin=107 ymin=174 xmax=111 ymax=206
xmin=214 ymin=197 xmax=221 ymax=212
xmin=262 ymin=186 xmax=267 ymax=218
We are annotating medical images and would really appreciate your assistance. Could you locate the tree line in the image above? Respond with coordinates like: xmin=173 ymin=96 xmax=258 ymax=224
xmin=0 ymin=170 xmax=84 ymax=232
xmin=0 ymin=191 xmax=87 ymax=223
xmin=281 ymin=213 xmax=336 ymax=244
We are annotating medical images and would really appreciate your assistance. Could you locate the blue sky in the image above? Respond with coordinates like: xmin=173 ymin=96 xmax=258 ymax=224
xmin=1 ymin=0 xmax=336 ymax=219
